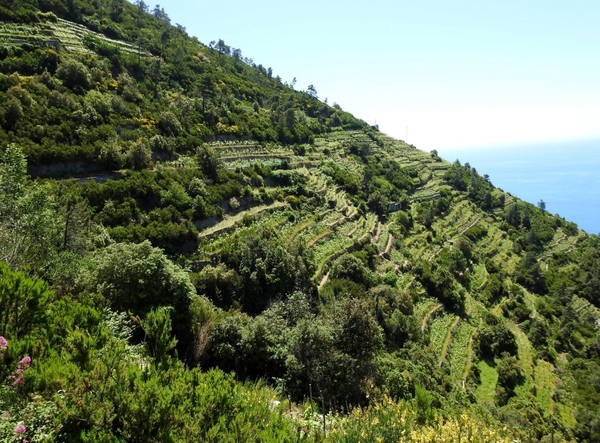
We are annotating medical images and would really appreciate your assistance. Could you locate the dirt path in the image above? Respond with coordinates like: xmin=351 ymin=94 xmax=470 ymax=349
xmin=318 ymin=273 xmax=329 ymax=290
xmin=380 ymin=233 xmax=394 ymax=256
xmin=372 ymin=221 xmax=382 ymax=243
xmin=306 ymin=229 xmax=333 ymax=248
xmin=421 ymin=303 xmax=443 ymax=332
xmin=459 ymin=216 xmax=482 ymax=235
xmin=346 ymin=222 xmax=360 ymax=238
xmin=198 ymin=201 xmax=287 ymax=239
xmin=427 ymin=246 xmax=443 ymax=262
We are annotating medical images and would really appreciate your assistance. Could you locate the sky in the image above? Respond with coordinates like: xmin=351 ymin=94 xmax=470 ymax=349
xmin=160 ymin=1 xmax=600 ymax=155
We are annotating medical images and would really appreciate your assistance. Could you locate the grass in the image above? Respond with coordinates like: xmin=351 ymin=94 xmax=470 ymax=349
xmin=306 ymin=228 xmax=334 ymax=248
xmin=572 ymin=295 xmax=600 ymax=323
xmin=556 ymin=404 xmax=577 ymax=430
xmin=520 ymin=285 xmax=538 ymax=318
xmin=375 ymin=223 xmax=391 ymax=252
xmin=449 ymin=322 xmax=476 ymax=382
xmin=470 ymin=264 xmax=489 ymax=291
xmin=311 ymin=237 xmax=355 ymax=282
xmin=285 ymin=211 xmax=331 ymax=244
xmin=505 ymin=320 xmax=538 ymax=403
xmin=463 ymin=292 xmax=488 ymax=320
xmin=475 ymin=359 xmax=498 ymax=404
xmin=414 ymin=299 xmax=440 ymax=326
xmin=533 ymin=360 xmax=555 ymax=414
xmin=381 ymin=232 xmax=394 ymax=256
xmin=429 ymin=314 xmax=456 ymax=360
xmin=438 ymin=316 xmax=460 ymax=367
xmin=505 ymin=320 xmax=534 ymax=376
xmin=540 ymin=228 xmax=582 ymax=260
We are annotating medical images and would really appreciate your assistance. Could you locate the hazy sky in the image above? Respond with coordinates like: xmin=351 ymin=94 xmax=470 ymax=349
xmin=162 ymin=1 xmax=600 ymax=154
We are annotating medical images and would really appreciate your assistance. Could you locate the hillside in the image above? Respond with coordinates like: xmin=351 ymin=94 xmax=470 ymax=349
xmin=0 ymin=1 xmax=599 ymax=442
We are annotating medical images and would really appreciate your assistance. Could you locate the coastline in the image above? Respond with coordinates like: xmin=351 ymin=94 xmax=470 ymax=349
xmin=437 ymin=138 xmax=600 ymax=234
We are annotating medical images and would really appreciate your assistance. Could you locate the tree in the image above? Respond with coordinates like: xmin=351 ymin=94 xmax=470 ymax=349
xmin=158 ymin=110 xmax=182 ymax=136
xmin=3 ymin=97 xmax=23 ymax=129
xmin=307 ymin=84 xmax=318 ymax=99
xmin=135 ymin=0 xmax=149 ymax=20
xmin=516 ymin=252 xmax=546 ymax=294
xmin=477 ymin=323 xmax=518 ymax=358
xmin=82 ymin=241 xmax=196 ymax=334
xmin=111 ymin=0 xmax=125 ymax=21
xmin=98 ymin=139 xmax=125 ymax=169
xmin=232 ymin=48 xmax=242 ymax=63
xmin=55 ymin=58 xmax=92 ymax=91
xmin=284 ymin=316 xmax=338 ymax=402
xmin=215 ymin=39 xmax=231 ymax=56
xmin=158 ymin=29 xmax=171 ymax=56
xmin=415 ymin=384 xmax=435 ymax=424
xmin=222 ymin=227 xmax=310 ymax=314
xmin=538 ymin=199 xmax=546 ymax=211
xmin=193 ymin=263 xmax=241 ymax=309
xmin=160 ymin=182 xmax=192 ymax=210
xmin=153 ymin=4 xmax=170 ymax=23
xmin=126 ymin=140 xmax=152 ymax=170
xmin=332 ymin=297 xmax=383 ymax=362
xmin=330 ymin=254 xmax=374 ymax=288
xmin=0 ymin=263 xmax=54 ymax=340
xmin=496 ymin=355 xmax=523 ymax=405
xmin=198 ymin=74 xmax=215 ymax=115
xmin=140 ymin=306 xmax=178 ymax=368
xmin=415 ymin=259 xmax=464 ymax=312
xmin=55 ymin=184 xmax=91 ymax=254
xmin=0 ymin=145 xmax=57 ymax=270
xmin=300 ymin=297 xmax=384 ymax=405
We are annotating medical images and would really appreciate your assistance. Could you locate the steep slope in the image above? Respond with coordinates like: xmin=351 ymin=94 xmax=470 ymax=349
xmin=0 ymin=2 xmax=599 ymax=442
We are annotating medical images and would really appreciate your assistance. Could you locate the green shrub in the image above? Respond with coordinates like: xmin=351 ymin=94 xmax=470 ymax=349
xmin=56 ymin=57 xmax=92 ymax=91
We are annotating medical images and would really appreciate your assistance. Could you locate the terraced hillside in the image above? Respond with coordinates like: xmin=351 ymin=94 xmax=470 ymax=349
xmin=0 ymin=17 xmax=150 ymax=55
xmin=178 ymin=127 xmax=598 ymax=435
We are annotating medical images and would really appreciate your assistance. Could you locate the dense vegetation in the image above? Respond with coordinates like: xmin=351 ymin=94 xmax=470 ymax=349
xmin=1 ymin=1 xmax=599 ymax=442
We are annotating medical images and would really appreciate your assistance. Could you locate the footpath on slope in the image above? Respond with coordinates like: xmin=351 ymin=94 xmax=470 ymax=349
xmin=198 ymin=201 xmax=288 ymax=239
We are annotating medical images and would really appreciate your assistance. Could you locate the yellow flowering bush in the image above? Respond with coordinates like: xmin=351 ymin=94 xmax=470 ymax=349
xmin=130 ymin=116 xmax=156 ymax=130
xmin=326 ymin=395 xmax=518 ymax=443
xmin=398 ymin=414 xmax=516 ymax=443
xmin=326 ymin=395 xmax=413 ymax=443
xmin=216 ymin=122 xmax=241 ymax=135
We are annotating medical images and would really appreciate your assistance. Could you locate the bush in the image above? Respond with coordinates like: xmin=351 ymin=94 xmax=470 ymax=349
xmin=476 ymin=323 xmax=518 ymax=358
xmin=330 ymin=254 xmax=375 ymax=288
xmin=7 ymin=86 xmax=34 ymax=107
xmin=158 ymin=111 xmax=182 ymax=136
xmin=97 ymin=139 xmax=124 ymax=169
xmin=2 ymin=97 xmax=23 ymax=128
xmin=228 ymin=196 xmax=240 ymax=210
xmin=0 ymin=263 xmax=54 ymax=341
xmin=126 ymin=140 xmax=151 ymax=170
xmin=81 ymin=241 xmax=196 ymax=345
xmin=55 ymin=57 xmax=92 ymax=91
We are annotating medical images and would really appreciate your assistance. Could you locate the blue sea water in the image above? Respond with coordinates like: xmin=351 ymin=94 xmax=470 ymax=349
xmin=437 ymin=139 xmax=600 ymax=235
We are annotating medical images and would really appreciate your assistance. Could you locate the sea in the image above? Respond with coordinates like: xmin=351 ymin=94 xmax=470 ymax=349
xmin=436 ymin=138 xmax=600 ymax=235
